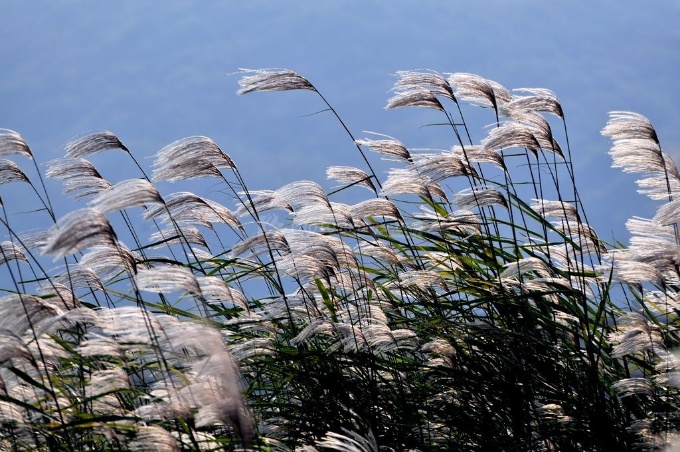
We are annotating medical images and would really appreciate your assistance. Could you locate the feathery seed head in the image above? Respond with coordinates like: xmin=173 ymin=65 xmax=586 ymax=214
xmin=43 ymin=208 xmax=117 ymax=259
xmin=602 ymin=111 xmax=659 ymax=144
xmin=509 ymin=88 xmax=564 ymax=118
xmin=447 ymin=73 xmax=512 ymax=110
xmin=79 ymin=245 xmax=138 ymax=279
xmin=144 ymin=191 xmax=243 ymax=231
xmin=0 ymin=160 xmax=29 ymax=185
xmin=454 ymin=186 xmax=508 ymax=210
xmin=0 ymin=241 xmax=28 ymax=266
xmin=89 ymin=178 xmax=164 ymax=213
xmin=46 ymin=157 xmax=111 ymax=199
xmin=237 ymin=68 xmax=316 ymax=94
xmin=153 ymin=136 xmax=235 ymax=182
xmin=65 ymin=130 xmax=129 ymax=157
xmin=327 ymin=166 xmax=377 ymax=193
xmin=386 ymin=87 xmax=445 ymax=111
xmin=0 ymin=129 xmax=32 ymax=159
xmin=482 ymin=122 xmax=542 ymax=155
xmin=135 ymin=266 xmax=201 ymax=295
xmin=393 ymin=69 xmax=456 ymax=102
xmin=356 ymin=132 xmax=412 ymax=162
xmin=531 ymin=199 xmax=579 ymax=221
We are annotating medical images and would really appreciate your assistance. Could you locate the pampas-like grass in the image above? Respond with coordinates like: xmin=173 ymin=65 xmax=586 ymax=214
xmin=385 ymin=87 xmax=445 ymax=111
xmin=64 ymin=130 xmax=130 ymax=157
xmin=153 ymin=136 xmax=235 ymax=182
xmin=89 ymin=178 xmax=163 ymax=213
xmin=3 ymin=68 xmax=680 ymax=450
xmin=236 ymin=68 xmax=315 ymax=95
xmin=46 ymin=157 xmax=112 ymax=199
xmin=448 ymin=72 xmax=512 ymax=110
xmin=506 ymin=87 xmax=564 ymax=119
xmin=355 ymin=133 xmax=412 ymax=162
xmin=42 ymin=208 xmax=117 ymax=258
xmin=326 ymin=166 xmax=377 ymax=194
xmin=0 ymin=159 xmax=29 ymax=185
xmin=0 ymin=129 xmax=33 ymax=158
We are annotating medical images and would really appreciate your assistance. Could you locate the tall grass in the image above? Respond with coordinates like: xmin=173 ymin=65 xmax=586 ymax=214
xmin=0 ymin=69 xmax=679 ymax=450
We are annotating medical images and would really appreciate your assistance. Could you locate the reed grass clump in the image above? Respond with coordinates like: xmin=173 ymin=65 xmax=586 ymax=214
xmin=1 ymin=69 xmax=679 ymax=450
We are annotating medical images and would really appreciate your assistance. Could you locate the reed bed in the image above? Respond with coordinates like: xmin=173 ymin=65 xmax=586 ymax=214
xmin=0 ymin=69 xmax=678 ymax=450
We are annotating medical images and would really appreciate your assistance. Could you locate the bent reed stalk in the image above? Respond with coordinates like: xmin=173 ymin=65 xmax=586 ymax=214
xmin=0 ymin=69 xmax=678 ymax=450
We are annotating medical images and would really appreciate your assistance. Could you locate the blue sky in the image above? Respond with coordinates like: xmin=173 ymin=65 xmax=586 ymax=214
xmin=1 ymin=2 xmax=679 ymax=245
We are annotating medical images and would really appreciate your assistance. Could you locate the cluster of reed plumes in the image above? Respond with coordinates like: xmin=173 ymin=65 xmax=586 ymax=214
xmin=1 ymin=68 xmax=679 ymax=451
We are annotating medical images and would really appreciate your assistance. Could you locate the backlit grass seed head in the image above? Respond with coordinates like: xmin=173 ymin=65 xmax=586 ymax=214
xmin=85 ymin=368 xmax=131 ymax=399
xmin=197 ymin=276 xmax=249 ymax=310
xmin=0 ymin=159 xmax=29 ymax=185
xmin=410 ymin=150 xmax=478 ymax=181
xmin=89 ymin=178 xmax=164 ymax=213
xmin=531 ymin=199 xmax=579 ymax=221
xmin=501 ymin=257 xmax=553 ymax=280
xmin=554 ymin=220 xmax=604 ymax=255
xmin=150 ymin=225 xmax=208 ymax=249
xmin=0 ymin=129 xmax=33 ymax=159
xmin=508 ymin=87 xmax=564 ymax=118
xmin=537 ymin=404 xmax=572 ymax=425
xmin=0 ymin=241 xmax=28 ymax=266
xmin=502 ymin=110 xmax=564 ymax=157
xmin=292 ymin=202 xmax=354 ymax=229
xmin=597 ymin=258 xmax=664 ymax=287
xmin=274 ymin=230 xmax=357 ymax=281
xmin=454 ymin=186 xmax=508 ymax=210
xmin=654 ymin=199 xmax=680 ymax=226
xmin=327 ymin=165 xmax=377 ymax=193
xmin=349 ymin=198 xmax=403 ymax=223
xmin=398 ymin=270 xmax=447 ymax=291
xmin=236 ymin=180 xmax=329 ymax=217
xmin=607 ymin=138 xmax=665 ymax=174
xmin=609 ymin=313 xmax=664 ymax=358
xmin=393 ymin=69 xmax=456 ymax=103
xmin=356 ymin=132 xmax=412 ymax=162
xmin=315 ymin=430 xmax=379 ymax=452
xmin=386 ymin=87 xmax=445 ymax=111
xmin=236 ymin=68 xmax=316 ymax=94
xmin=18 ymin=229 xmax=49 ymax=251
xmin=381 ymin=168 xmax=447 ymax=199
xmin=230 ymin=230 xmax=289 ymax=259
xmin=602 ymin=111 xmax=659 ymax=144
xmin=464 ymin=145 xmax=507 ymax=171
xmin=291 ymin=319 xmax=337 ymax=346
xmin=46 ymin=157 xmax=112 ymax=199
xmin=637 ymin=157 xmax=680 ymax=200
xmin=42 ymin=208 xmax=117 ymax=259
xmin=358 ymin=240 xmax=410 ymax=267
xmin=153 ymin=136 xmax=235 ymax=182
xmin=144 ymin=191 xmax=243 ymax=231
xmin=0 ymin=294 xmax=61 ymax=335
xmin=36 ymin=282 xmax=78 ymax=309
xmin=53 ymin=268 xmax=105 ymax=291
xmin=79 ymin=245 xmax=139 ymax=279
xmin=447 ymin=72 xmax=512 ymax=110
xmin=415 ymin=208 xmax=481 ymax=236
xmin=65 ymin=130 xmax=130 ymax=157
xmin=135 ymin=265 xmax=201 ymax=295
xmin=129 ymin=426 xmax=179 ymax=452
xmin=612 ymin=378 xmax=654 ymax=398
xmin=482 ymin=121 xmax=542 ymax=155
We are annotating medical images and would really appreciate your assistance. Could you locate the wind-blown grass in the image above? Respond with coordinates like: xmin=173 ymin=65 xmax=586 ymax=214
xmin=1 ymin=69 xmax=679 ymax=450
